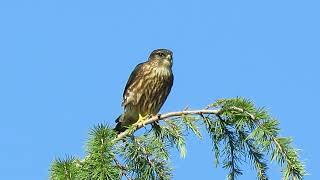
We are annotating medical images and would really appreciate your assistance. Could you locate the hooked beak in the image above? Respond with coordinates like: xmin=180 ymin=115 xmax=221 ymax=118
xmin=166 ymin=54 xmax=173 ymax=63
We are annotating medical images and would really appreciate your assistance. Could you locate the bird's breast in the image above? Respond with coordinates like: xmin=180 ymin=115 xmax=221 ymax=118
xmin=154 ymin=66 xmax=172 ymax=77
xmin=135 ymin=66 xmax=172 ymax=115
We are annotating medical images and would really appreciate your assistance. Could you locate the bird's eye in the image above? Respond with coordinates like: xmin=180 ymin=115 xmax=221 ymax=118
xmin=158 ymin=52 xmax=165 ymax=57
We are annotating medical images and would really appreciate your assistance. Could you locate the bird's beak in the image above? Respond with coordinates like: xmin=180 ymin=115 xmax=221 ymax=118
xmin=167 ymin=54 xmax=173 ymax=66
xmin=167 ymin=54 xmax=172 ymax=61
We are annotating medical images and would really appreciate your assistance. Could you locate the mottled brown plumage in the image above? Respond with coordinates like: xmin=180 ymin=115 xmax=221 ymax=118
xmin=115 ymin=49 xmax=174 ymax=133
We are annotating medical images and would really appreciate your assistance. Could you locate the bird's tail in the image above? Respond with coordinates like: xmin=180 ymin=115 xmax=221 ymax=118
xmin=114 ymin=115 xmax=127 ymax=134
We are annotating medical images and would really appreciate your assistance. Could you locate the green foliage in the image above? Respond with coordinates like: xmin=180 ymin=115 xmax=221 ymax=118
xmin=50 ymin=98 xmax=305 ymax=180
xmin=153 ymin=120 xmax=187 ymax=158
xmin=182 ymin=115 xmax=202 ymax=139
xmin=50 ymin=124 xmax=121 ymax=180
xmin=79 ymin=124 xmax=121 ymax=179
xmin=50 ymin=156 xmax=80 ymax=180
xmin=116 ymin=133 xmax=172 ymax=180
xmin=205 ymin=98 xmax=305 ymax=180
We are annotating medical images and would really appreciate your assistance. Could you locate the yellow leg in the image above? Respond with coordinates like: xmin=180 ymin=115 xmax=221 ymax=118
xmin=136 ymin=114 xmax=148 ymax=126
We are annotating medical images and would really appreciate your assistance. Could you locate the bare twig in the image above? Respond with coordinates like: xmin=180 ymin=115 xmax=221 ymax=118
xmin=113 ymin=159 xmax=132 ymax=180
xmin=112 ymin=109 xmax=221 ymax=143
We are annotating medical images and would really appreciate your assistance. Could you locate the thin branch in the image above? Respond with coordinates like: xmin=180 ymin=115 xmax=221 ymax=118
xmin=79 ymin=107 xmax=256 ymax=165
xmin=113 ymin=159 xmax=132 ymax=180
xmin=113 ymin=107 xmax=257 ymax=143
xmin=112 ymin=109 xmax=221 ymax=143
xmin=229 ymin=106 xmax=256 ymax=120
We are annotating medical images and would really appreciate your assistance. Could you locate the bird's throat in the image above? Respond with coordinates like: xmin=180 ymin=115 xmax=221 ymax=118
xmin=155 ymin=66 xmax=171 ymax=77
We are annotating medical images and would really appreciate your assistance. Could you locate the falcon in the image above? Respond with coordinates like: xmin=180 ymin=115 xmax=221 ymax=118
xmin=114 ymin=49 xmax=174 ymax=133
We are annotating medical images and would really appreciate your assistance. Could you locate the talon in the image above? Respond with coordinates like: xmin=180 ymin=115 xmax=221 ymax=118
xmin=137 ymin=114 xmax=147 ymax=126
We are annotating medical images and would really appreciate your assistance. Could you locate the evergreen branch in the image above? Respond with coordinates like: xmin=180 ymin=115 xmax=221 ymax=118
xmin=113 ymin=159 xmax=132 ymax=180
xmin=205 ymin=98 xmax=305 ymax=180
xmin=155 ymin=120 xmax=187 ymax=158
xmin=79 ymin=124 xmax=121 ymax=179
xmin=113 ymin=109 xmax=220 ymax=142
xmin=119 ymin=135 xmax=172 ymax=180
xmin=203 ymin=114 xmax=224 ymax=167
xmin=50 ymin=97 xmax=306 ymax=180
xmin=239 ymin=131 xmax=268 ymax=180
xmin=271 ymin=137 xmax=305 ymax=180
xmin=250 ymin=119 xmax=306 ymax=179
xmin=182 ymin=115 xmax=203 ymax=139
xmin=50 ymin=156 xmax=79 ymax=180
xmin=218 ymin=116 xmax=243 ymax=180
xmin=223 ymin=128 xmax=242 ymax=180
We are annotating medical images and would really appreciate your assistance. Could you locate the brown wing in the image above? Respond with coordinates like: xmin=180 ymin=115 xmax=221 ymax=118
xmin=122 ymin=62 xmax=145 ymax=107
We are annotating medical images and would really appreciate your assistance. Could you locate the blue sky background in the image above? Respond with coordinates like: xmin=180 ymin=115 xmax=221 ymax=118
xmin=0 ymin=0 xmax=319 ymax=179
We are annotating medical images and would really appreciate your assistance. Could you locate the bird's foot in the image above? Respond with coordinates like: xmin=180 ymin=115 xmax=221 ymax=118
xmin=136 ymin=114 xmax=148 ymax=127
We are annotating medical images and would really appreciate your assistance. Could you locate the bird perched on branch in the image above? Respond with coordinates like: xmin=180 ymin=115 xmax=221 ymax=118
xmin=114 ymin=49 xmax=174 ymax=133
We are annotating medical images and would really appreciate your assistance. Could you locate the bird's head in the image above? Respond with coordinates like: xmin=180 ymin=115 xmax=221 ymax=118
xmin=148 ymin=49 xmax=173 ymax=68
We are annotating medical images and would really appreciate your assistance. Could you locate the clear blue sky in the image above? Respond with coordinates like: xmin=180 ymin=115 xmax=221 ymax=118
xmin=0 ymin=0 xmax=319 ymax=179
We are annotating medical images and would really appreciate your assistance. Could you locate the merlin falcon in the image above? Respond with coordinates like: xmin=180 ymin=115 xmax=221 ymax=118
xmin=114 ymin=49 xmax=174 ymax=133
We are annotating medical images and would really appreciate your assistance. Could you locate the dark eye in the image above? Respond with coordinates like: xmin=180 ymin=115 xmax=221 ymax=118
xmin=158 ymin=52 xmax=165 ymax=57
